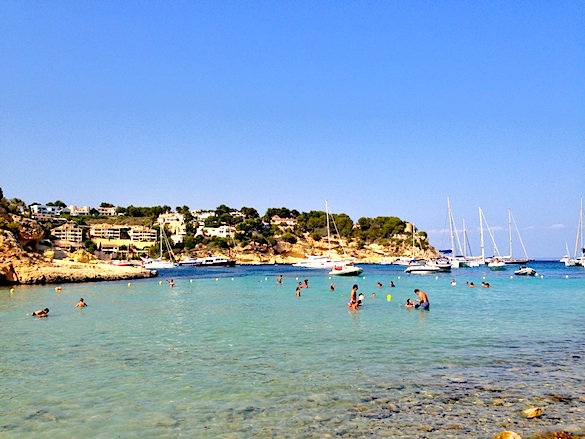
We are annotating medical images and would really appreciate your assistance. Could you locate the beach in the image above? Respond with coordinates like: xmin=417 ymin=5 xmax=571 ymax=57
xmin=1 ymin=262 xmax=584 ymax=438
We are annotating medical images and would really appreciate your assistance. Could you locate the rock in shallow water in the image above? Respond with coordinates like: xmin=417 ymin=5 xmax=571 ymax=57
xmin=493 ymin=431 xmax=522 ymax=439
xmin=522 ymin=406 xmax=543 ymax=418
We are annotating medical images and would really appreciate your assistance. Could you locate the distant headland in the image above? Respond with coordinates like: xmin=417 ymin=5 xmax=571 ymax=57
xmin=0 ymin=188 xmax=437 ymax=285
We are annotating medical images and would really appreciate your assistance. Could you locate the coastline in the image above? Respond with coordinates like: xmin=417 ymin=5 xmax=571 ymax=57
xmin=10 ymin=260 xmax=158 ymax=285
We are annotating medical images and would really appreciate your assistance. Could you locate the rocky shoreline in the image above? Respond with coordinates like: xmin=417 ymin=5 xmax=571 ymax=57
xmin=13 ymin=259 xmax=158 ymax=285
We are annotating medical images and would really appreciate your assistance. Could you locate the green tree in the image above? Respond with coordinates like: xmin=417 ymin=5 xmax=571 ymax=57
xmin=100 ymin=202 xmax=114 ymax=208
xmin=47 ymin=200 xmax=67 ymax=208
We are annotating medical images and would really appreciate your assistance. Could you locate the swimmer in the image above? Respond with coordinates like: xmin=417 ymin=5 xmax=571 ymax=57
xmin=330 ymin=283 xmax=336 ymax=292
xmin=389 ymin=281 xmax=395 ymax=287
xmin=75 ymin=298 xmax=87 ymax=308
xmin=405 ymin=298 xmax=415 ymax=308
xmin=481 ymin=281 xmax=491 ymax=288
xmin=167 ymin=279 xmax=175 ymax=287
xmin=451 ymin=279 xmax=456 ymax=286
xmin=276 ymin=275 xmax=283 ymax=284
xmin=469 ymin=282 xmax=475 ymax=288
xmin=377 ymin=282 xmax=383 ymax=288
xmin=371 ymin=292 xmax=376 ymax=298
xmin=303 ymin=279 xmax=309 ymax=288
xmin=32 ymin=308 xmax=49 ymax=317
xmin=296 ymin=282 xmax=302 ymax=297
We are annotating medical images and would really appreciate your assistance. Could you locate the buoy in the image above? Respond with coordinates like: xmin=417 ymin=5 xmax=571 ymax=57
xmin=231 ymin=278 xmax=234 ymax=281
xmin=55 ymin=286 xmax=61 ymax=291
xmin=435 ymin=276 xmax=438 ymax=280
xmin=329 ymin=276 xmax=331 ymax=280
xmin=128 ymin=282 xmax=132 ymax=286
xmin=482 ymin=276 xmax=486 ymax=280
xmin=540 ymin=275 xmax=544 ymax=279
xmin=159 ymin=281 xmax=163 ymax=285
xmin=296 ymin=277 xmax=299 ymax=280
xmin=397 ymin=276 xmax=401 ymax=280
xmin=386 ymin=294 xmax=392 ymax=301
xmin=509 ymin=276 xmax=513 ymax=279
xmin=10 ymin=288 xmax=15 ymax=293
xmin=216 ymin=278 xmax=219 ymax=281
xmin=190 ymin=279 xmax=193 ymax=283
xmin=363 ymin=276 xmax=366 ymax=280
xmin=565 ymin=275 xmax=569 ymax=279
xmin=265 ymin=277 xmax=268 ymax=281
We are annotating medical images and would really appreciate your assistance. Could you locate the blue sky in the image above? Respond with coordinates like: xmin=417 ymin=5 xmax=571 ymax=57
xmin=1 ymin=1 xmax=583 ymax=258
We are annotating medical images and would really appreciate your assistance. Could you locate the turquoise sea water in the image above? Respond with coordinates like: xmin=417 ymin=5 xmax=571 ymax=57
xmin=1 ymin=262 xmax=584 ymax=438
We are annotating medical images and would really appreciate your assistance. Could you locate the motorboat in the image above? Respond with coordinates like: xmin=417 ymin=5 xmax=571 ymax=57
xmin=292 ymin=255 xmax=346 ymax=269
xmin=514 ymin=266 xmax=538 ymax=276
xmin=329 ymin=262 xmax=363 ymax=276
xmin=487 ymin=259 xmax=506 ymax=271
xmin=178 ymin=256 xmax=236 ymax=267
xmin=426 ymin=257 xmax=452 ymax=272
xmin=143 ymin=257 xmax=176 ymax=270
xmin=404 ymin=262 xmax=441 ymax=274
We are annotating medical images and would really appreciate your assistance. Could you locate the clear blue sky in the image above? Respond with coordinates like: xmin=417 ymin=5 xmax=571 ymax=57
xmin=1 ymin=1 xmax=584 ymax=258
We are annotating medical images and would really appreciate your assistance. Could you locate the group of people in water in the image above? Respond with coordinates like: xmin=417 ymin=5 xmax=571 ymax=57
xmin=31 ymin=297 xmax=87 ymax=317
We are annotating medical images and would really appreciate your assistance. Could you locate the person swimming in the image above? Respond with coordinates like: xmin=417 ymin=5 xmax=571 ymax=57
xmin=32 ymin=308 xmax=49 ymax=317
xmin=75 ymin=298 xmax=87 ymax=308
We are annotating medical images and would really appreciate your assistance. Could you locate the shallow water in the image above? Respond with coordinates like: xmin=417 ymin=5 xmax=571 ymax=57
xmin=1 ymin=262 xmax=584 ymax=438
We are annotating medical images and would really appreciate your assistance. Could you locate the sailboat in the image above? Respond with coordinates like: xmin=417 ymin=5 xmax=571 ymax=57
xmin=142 ymin=226 xmax=177 ymax=270
xmin=563 ymin=198 xmax=584 ymax=267
xmin=502 ymin=208 xmax=532 ymax=265
xmin=293 ymin=200 xmax=356 ymax=271
xmin=439 ymin=198 xmax=480 ymax=268
xmin=479 ymin=207 xmax=506 ymax=270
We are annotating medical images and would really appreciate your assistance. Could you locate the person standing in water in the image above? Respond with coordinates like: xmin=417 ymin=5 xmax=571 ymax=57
xmin=75 ymin=298 xmax=87 ymax=307
xmin=348 ymin=284 xmax=359 ymax=310
xmin=414 ymin=289 xmax=430 ymax=310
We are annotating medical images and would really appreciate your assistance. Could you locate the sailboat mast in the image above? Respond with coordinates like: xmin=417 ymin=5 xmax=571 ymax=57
xmin=448 ymin=197 xmax=455 ymax=256
xmin=479 ymin=207 xmax=485 ymax=263
xmin=462 ymin=218 xmax=467 ymax=258
xmin=508 ymin=208 xmax=513 ymax=260
xmin=325 ymin=200 xmax=331 ymax=257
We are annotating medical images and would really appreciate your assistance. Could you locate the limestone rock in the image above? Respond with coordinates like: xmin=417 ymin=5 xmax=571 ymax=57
xmin=493 ymin=431 xmax=522 ymax=439
xmin=10 ymin=214 xmax=44 ymax=251
xmin=43 ymin=249 xmax=55 ymax=261
xmin=71 ymin=249 xmax=96 ymax=263
xmin=522 ymin=407 xmax=543 ymax=418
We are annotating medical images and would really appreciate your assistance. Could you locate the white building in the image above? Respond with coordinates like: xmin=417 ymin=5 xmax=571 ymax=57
xmin=97 ymin=206 xmax=118 ymax=216
xmin=199 ymin=225 xmax=236 ymax=238
xmin=30 ymin=205 xmax=62 ymax=219
xmin=68 ymin=205 xmax=91 ymax=216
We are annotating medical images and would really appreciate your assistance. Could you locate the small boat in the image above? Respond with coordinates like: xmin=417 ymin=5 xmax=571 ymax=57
xmin=514 ymin=266 xmax=538 ymax=276
xmin=487 ymin=259 xmax=506 ymax=271
xmin=404 ymin=262 xmax=441 ymax=274
xmin=178 ymin=256 xmax=236 ymax=267
xmin=329 ymin=263 xmax=363 ymax=276
xmin=292 ymin=255 xmax=346 ymax=269
xmin=426 ymin=257 xmax=452 ymax=272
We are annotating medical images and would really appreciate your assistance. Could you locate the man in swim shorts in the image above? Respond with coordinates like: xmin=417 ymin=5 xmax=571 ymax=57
xmin=414 ymin=289 xmax=430 ymax=310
